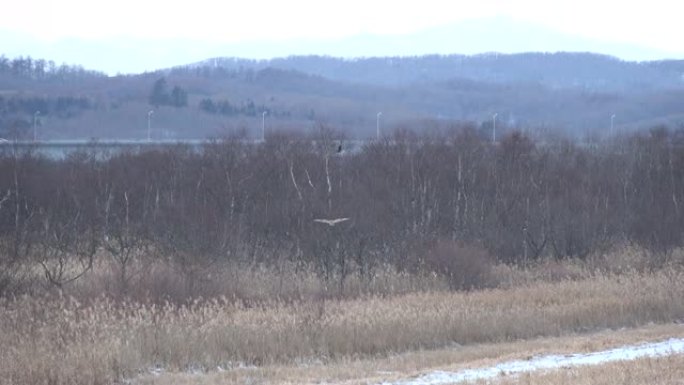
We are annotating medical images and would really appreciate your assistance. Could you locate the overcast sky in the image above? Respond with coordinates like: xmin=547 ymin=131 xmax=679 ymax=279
xmin=2 ymin=0 xmax=683 ymax=73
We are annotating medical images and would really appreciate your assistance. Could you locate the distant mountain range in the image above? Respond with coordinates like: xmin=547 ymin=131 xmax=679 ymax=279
xmin=2 ymin=17 xmax=681 ymax=75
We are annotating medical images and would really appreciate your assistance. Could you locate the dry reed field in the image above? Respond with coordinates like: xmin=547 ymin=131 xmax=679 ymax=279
xmin=2 ymin=262 xmax=684 ymax=385
xmin=135 ymin=323 xmax=684 ymax=385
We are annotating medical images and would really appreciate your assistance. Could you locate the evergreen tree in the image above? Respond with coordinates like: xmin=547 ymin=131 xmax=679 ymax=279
xmin=149 ymin=78 xmax=170 ymax=107
xmin=170 ymin=86 xmax=188 ymax=108
xmin=199 ymin=98 xmax=216 ymax=113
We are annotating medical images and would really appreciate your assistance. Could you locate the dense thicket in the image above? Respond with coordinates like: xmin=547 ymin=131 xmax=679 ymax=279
xmin=2 ymin=125 xmax=684 ymax=296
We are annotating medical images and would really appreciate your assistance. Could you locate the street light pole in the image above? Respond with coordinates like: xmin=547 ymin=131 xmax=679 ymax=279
xmin=262 ymin=111 xmax=268 ymax=142
xmin=376 ymin=112 xmax=382 ymax=140
xmin=33 ymin=111 xmax=40 ymax=142
xmin=147 ymin=110 xmax=154 ymax=141
xmin=492 ymin=113 xmax=498 ymax=143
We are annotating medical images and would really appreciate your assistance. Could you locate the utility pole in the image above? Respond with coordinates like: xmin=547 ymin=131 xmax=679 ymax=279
xmin=33 ymin=111 xmax=40 ymax=142
xmin=492 ymin=113 xmax=498 ymax=143
xmin=262 ymin=111 xmax=268 ymax=142
xmin=610 ymin=114 xmax=616 ymax=137
xmin=376 ymin=112 xmax=382 ymax=140
xmin=147 ymin=110 xmax=154 ymax=141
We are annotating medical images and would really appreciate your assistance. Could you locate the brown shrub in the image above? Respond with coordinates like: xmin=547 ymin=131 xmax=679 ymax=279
xmin=422 ymin=240 xmax=495 ymax=290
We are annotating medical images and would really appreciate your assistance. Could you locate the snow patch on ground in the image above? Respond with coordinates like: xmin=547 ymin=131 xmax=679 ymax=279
xmin=380 ymin=338 xmax=684 ymax=385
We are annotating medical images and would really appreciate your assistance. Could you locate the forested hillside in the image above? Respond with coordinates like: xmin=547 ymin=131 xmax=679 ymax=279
xmin=1 ymin=53 xmax=684 ymax=140
xmin=199 ymin=53 xmax=684 ymax=90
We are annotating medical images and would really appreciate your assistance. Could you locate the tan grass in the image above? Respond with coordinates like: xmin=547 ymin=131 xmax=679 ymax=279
xmin=135 ymin=323 xmax=684 ymax=385
xmin=2 ymin=268 xmax=684 ymax=385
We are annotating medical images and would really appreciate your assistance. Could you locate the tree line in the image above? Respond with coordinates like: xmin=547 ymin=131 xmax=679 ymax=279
xmin=0 ymin=95 xmax=96 ymax=139
xmin=148 ymin=77 xmax=188 ymax=108
xmin=148 ymin=76 xmax=289 ymax=118
xmin=0 ymin=95 xmax=93 ymax=117
xmin=2 ymin=125 xmax=684 ymax=296
xmin=0 ymin=55 xmax=104 ymax=81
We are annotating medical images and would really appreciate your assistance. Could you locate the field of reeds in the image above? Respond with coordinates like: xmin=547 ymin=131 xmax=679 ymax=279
xmin=2 ymin=247 xmax=684 ymax=385
xmin=130 ymin=322 xmax=684 ymax=384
